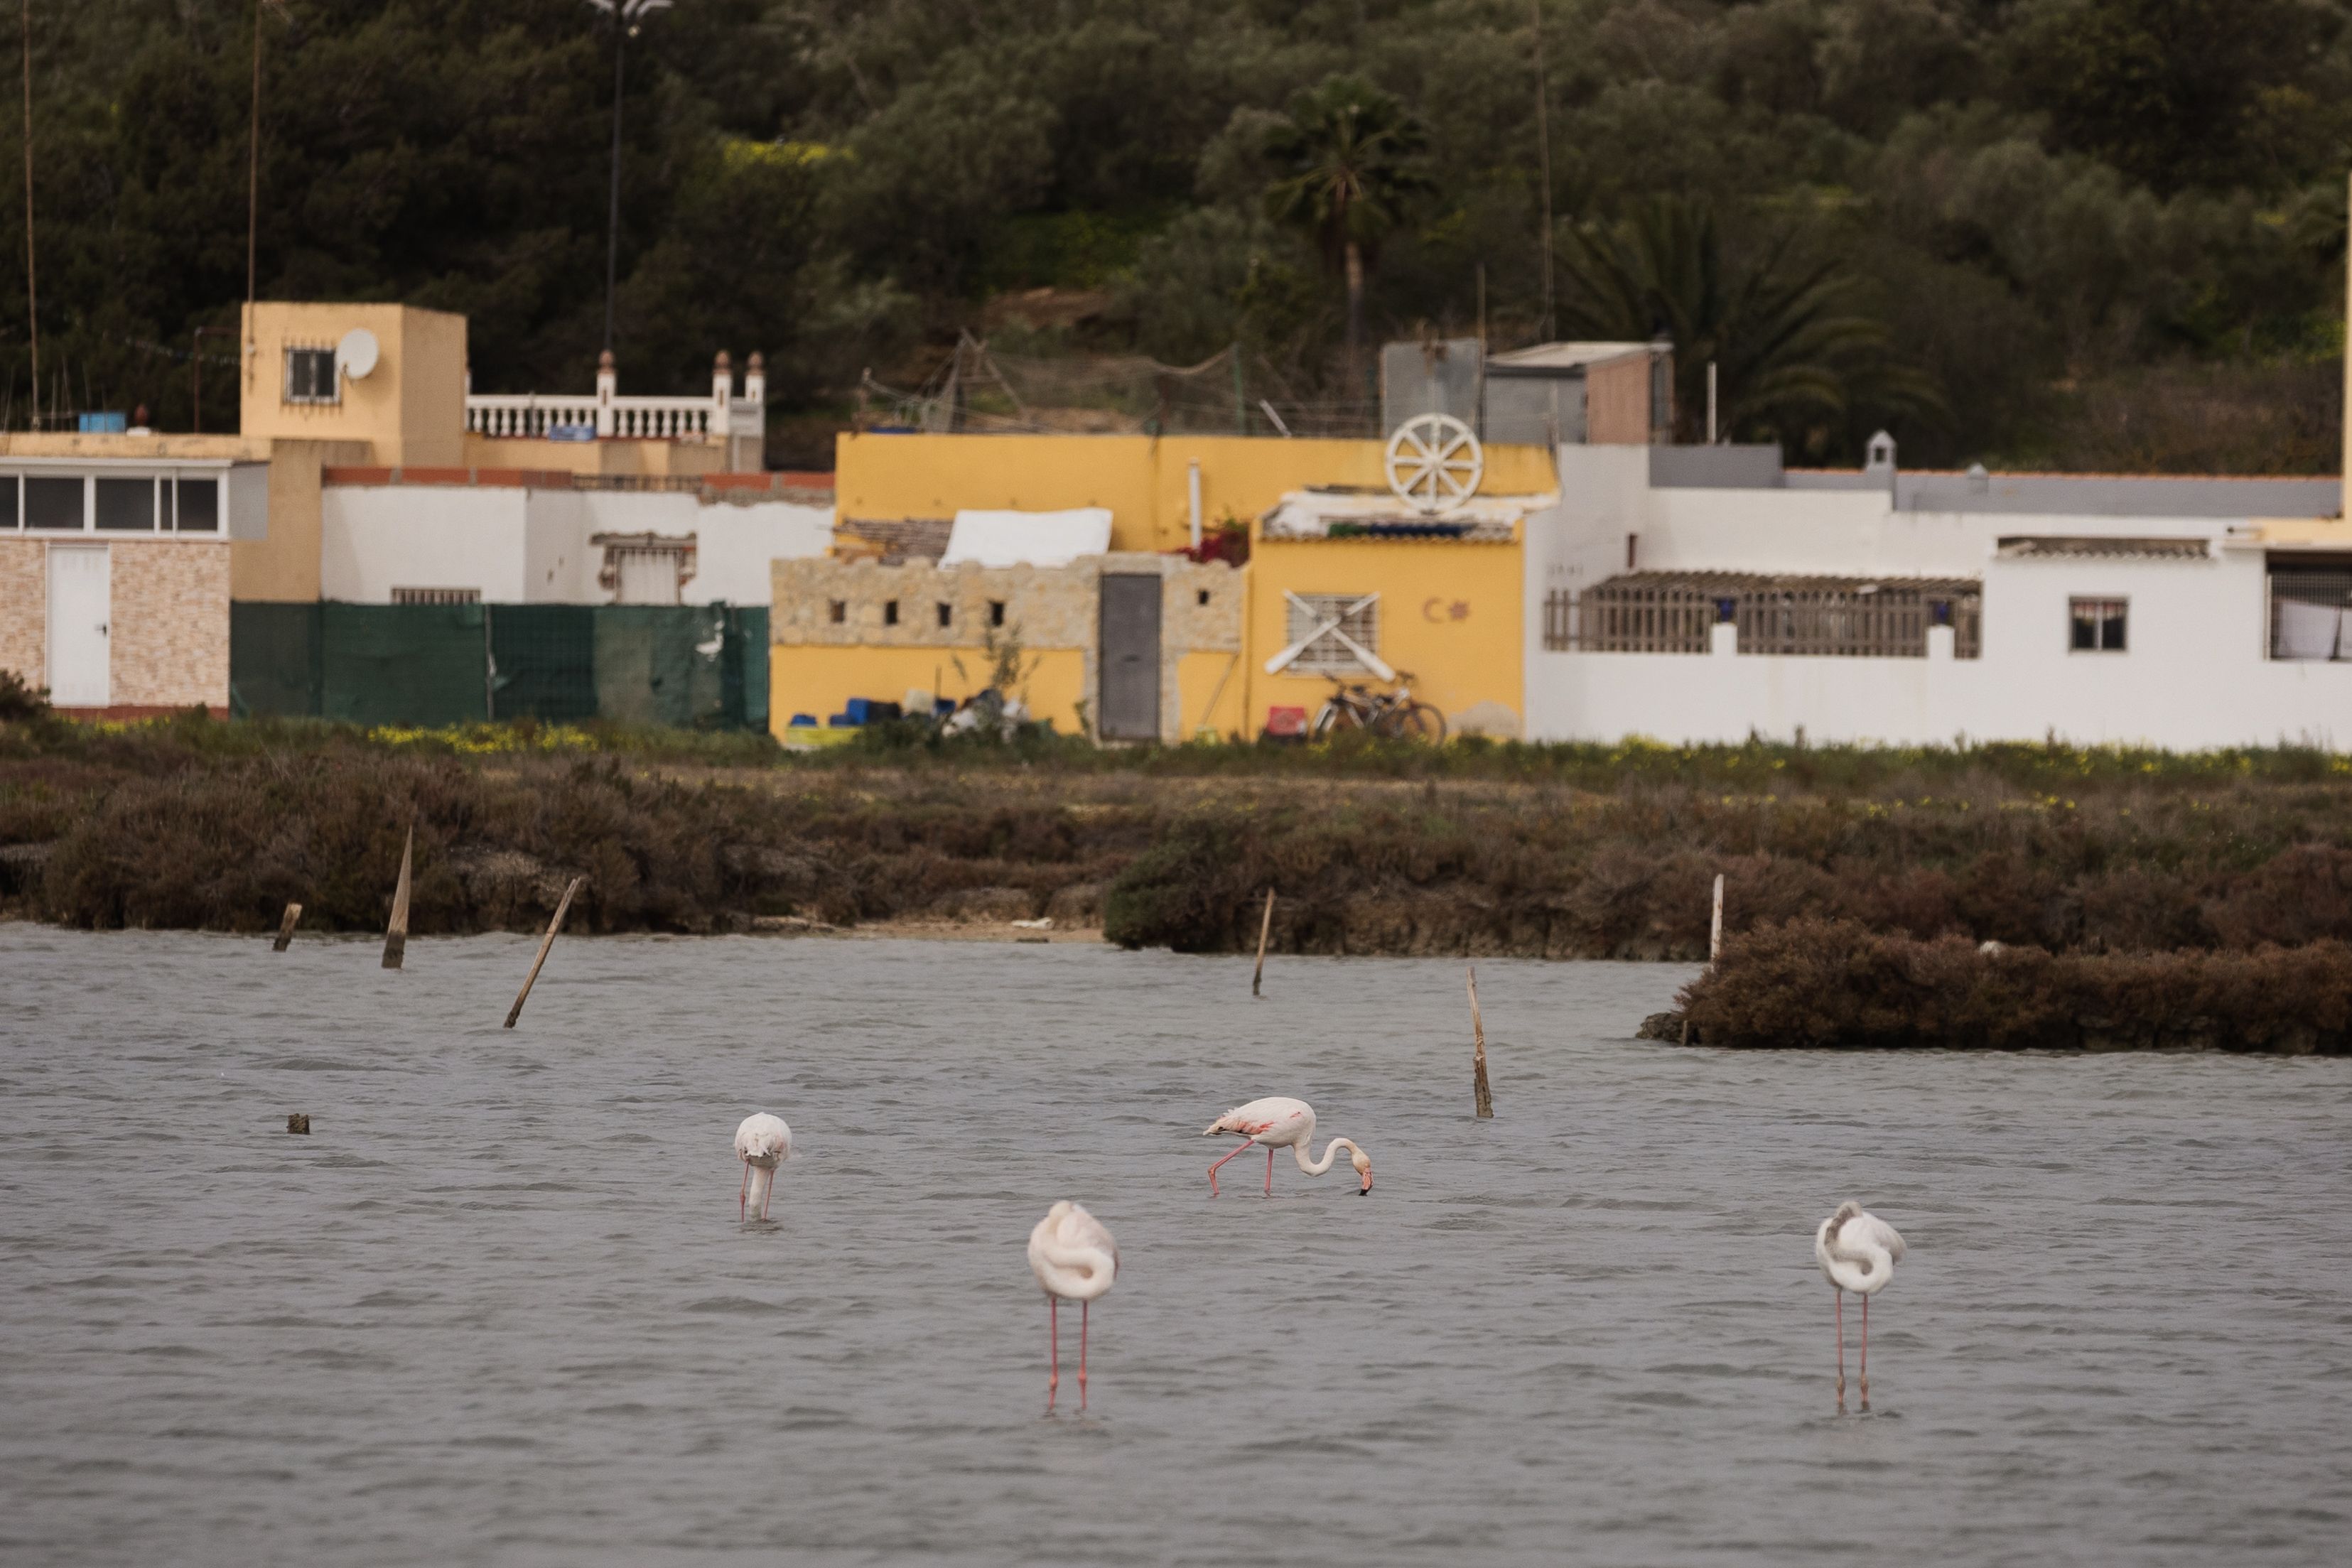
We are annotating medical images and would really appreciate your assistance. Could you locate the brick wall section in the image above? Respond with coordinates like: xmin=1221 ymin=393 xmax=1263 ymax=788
xmin=109 ymin=540 xmax=230 ymax=708
xmin=0 ymin=539 xmax=42 ymax=691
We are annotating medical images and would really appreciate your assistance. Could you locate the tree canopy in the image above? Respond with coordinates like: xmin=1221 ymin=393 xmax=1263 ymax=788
xmin=3 ymin=0 xmax=2347 ymax=469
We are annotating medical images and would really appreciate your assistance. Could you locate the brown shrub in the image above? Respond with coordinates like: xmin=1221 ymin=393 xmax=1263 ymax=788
xmin=1678 ymin=919 xmax=2352 ymax=1054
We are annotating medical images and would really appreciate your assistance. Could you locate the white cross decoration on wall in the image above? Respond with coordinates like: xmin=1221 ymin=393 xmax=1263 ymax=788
xmin=1263 ymin=590 xmax=1396 ymax=681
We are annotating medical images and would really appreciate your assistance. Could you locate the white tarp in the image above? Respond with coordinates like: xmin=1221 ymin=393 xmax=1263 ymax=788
xmin=2274 ymin=597 xmax=2343 ymax=660
xmin=941 ymin=507 xmax=1113 ymax=568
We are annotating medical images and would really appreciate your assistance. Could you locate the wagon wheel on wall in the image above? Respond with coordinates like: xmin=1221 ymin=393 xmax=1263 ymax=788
xmin=1383 ymin=412 xmax=1484 ymax=516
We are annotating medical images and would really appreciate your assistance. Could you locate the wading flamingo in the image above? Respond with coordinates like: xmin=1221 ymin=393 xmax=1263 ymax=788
xmin=1028 ymin=1201 xmax=1117 ymax=1414
xmin=1815 ymin=1201 xmax=1905 ymax=1407
xmin=734 ymin=1113 xmax=792 ymax=1221
xmin=1202 ymin=1097 xmax=1372 ymax=1196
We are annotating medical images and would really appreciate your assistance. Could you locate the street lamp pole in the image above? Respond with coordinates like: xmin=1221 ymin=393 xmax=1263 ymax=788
xmin=588 ymin=0 xmax=671 ymax=358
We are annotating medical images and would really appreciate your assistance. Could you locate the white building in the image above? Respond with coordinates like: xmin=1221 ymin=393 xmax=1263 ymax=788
xmin=319 ymin=471 xmax=834 ymax=607
xmin=1523 ymin=440 xmax=2352 ymax=750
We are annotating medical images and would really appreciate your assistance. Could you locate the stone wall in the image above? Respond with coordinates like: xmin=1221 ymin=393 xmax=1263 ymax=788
xmin=109 ymin=540 xmax=230 ymax=709
xmin=770 ymin=551 xmax=1242 ymax=742
xmin=0 ymin=539 xmax=43 ymax=691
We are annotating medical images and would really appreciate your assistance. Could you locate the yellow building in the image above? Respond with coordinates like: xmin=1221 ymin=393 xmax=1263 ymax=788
xmin=775 ymin=431 xmax=1553 ymax=742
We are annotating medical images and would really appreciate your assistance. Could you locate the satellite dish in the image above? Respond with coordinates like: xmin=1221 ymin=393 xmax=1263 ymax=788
xmin=338 ymin=328 xmax=381 ymax=381
xmin=1384 ymin=412 xmax=1484 ymax=515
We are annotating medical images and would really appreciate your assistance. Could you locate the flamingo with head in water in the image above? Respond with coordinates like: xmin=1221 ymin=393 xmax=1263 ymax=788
xmin=1028 ymin=1201 xmax=1117 ymax=1413
xmin=1202 ymin=1097 xmax=1372 ymax=1196
xmin=1815 ymin=1200 xmax=1905 ymax=1407
xmin=734 ymin=1113 xmax=792 ymax=1221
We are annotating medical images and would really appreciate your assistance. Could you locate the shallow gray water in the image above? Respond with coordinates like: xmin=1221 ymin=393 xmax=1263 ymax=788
xmin=3 ymin=927 xmax=2350 ymax=1567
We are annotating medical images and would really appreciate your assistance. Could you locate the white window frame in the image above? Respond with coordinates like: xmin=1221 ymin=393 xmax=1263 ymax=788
xmin=1 ymin=460 xmax=234 ymax=537
xmin=2068 ymin=596 xmax=2128 ymax=654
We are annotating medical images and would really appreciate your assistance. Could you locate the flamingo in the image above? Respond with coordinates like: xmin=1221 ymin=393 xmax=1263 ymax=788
xmin=1027 ymin=1201 xmax=1117 ymax=1414
xmin=1815 ymin=1201 xmax=1906 ymax=1407
xmin=1202 ymin=1096 xmax=1372 ymax=1196
xmin=733 ymin=1113 xmax=792 ymax=1221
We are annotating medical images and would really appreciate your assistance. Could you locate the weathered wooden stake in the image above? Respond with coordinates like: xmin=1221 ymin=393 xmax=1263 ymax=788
xmin=1710 ymin=872 xmax=1725 ymax=965
xmin=381 ymin=825 xmax=414 ymax=970
xmin=286 ymin=1113 xmax=310 ymax=1135
xmin=1251 ymin=887 xmax=1275 ymax=997
xmin=271 ymin=902 xmax=303 ymax=952
xmin=1467 ymin=962 xmax=1494 ymax=1118
xmin=504 ymin=877 xmax=584 ymax=1029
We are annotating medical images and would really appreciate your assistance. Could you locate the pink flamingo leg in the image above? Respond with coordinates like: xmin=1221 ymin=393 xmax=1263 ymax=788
xmin=738 ymin=1160 xmax=749 ymax=1221
xmin=1265 ymin=1145 xmax=1275 ymax=1197
xmin=1207 ymin=1137 xmax=1258 ymax=1196
xmin=1078 ymin=1299 xmax=1089 ymax=1411
xmin=1045 ymin=1294 xmax=1059 ymax=1415
xmin=1860 ymin=1293 xmax=1870 ymax=1407
xmin=1835 ymin=1289 xmax=1846 ymax=1408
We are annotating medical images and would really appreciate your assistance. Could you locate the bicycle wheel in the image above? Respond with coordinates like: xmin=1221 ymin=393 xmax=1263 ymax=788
xmin=1386 ymin=702 xmax=1447 ymax=743
xmin=1310 ymin=701 xmax=1352 ymax=738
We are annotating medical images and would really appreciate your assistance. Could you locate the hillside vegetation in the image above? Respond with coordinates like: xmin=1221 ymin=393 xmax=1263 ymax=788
xmin=4 ymin=1 xmax=2347 ymax=469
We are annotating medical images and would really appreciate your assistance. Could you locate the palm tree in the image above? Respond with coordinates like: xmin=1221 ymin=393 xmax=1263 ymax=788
xmin=1553 ymin=197 xmax=1942 ymax=447
xmin=1262 ymin=75 xmax=1433 ymax=393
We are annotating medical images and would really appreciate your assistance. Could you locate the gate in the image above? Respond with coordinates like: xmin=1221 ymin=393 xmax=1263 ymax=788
xmin=1097 ymin=574 xmax=1162 ymax=741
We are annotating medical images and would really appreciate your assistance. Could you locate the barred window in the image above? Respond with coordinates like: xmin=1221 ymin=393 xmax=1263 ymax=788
xmin=284 ymin=346 xmax=338 ymax=404
xmin=1284 ymin=593 xmax=1380 ymax=674
xmin=392 ymin=587 xmax=481 ymax=605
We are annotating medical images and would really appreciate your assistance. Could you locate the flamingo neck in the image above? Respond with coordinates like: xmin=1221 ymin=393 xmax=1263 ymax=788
xmin=1824 ymin=1235 xmax=1893 ymax=1294
xmin=745 ymin=1164 xmax=777 ymax=1217
xmin=1294 ymin=1136 xmax=1361 ymax=1176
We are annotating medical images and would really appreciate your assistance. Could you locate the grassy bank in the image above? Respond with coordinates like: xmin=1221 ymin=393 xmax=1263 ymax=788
xmin=1667 ymin=919 xmax=2352 ymax=1055
xmin=4 ymin=710 xmax=2352 ymax=956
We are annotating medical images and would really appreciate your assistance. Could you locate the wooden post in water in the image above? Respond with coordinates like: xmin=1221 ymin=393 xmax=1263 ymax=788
xmin=1710 ymin=873 xmax=1725 ymax=965
xmin=505 ymin=877 xmax=585 ymax=1029
xmin=381 ymin=826 xmax=414 ymax=970
xmin=1467 ymin=962 xmax=1494 ymax=1118
xmin=1251 ymin=887 xmax=1275 ymax=997
xmin=271 ymin=902 xmax=303 ymax=952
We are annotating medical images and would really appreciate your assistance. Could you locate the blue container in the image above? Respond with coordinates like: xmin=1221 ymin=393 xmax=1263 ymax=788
xmin=844 ymin=697 xmax=873 ymax=725
xmin=827 ymin=713 xmax=856 ymax=728
xmin=787 ymin=713 xmax=817 ymax=728
xmin=78 ymin=411 xmax=127 ymax=434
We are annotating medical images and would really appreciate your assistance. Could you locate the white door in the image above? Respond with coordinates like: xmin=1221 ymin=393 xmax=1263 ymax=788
xmin=46 ymin=546 xmax=109 ymax=708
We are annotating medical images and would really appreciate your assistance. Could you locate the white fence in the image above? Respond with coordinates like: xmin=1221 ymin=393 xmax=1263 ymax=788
xmin=465 ymin=351 xmax=765 ymax=442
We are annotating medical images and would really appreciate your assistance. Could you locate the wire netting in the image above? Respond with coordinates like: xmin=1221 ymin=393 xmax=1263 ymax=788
xmin=230 ymin=604 xmax=769 ymax=730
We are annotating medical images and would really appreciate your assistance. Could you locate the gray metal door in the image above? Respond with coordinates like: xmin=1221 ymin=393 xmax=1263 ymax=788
xmin=1098 ymin=574 xmax=1162 ymax=740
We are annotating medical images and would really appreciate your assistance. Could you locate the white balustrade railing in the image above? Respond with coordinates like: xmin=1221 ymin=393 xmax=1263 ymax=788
xmin=466 ymin=352 xmax=765 ymax=442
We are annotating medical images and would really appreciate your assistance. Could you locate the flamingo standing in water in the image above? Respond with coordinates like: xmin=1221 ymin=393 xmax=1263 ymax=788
xmin=734 ymin=1113 xmax=792 ymax=1221
xmin=1202 ymin=1097 xmax=1372 ymax=1196
xmin=1815 ymin=1201 xmax=1906 ymax=1407
xmin=1028 ymin=1201 xmax=1117 ymax=1413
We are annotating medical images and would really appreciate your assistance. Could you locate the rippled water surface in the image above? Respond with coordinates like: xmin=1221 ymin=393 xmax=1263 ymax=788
xmin=4 ymin=927 xmax=2351 ymax=1567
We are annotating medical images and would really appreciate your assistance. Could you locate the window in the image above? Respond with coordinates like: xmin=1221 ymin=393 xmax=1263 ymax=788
xmin=95 ymin=477 xmax=156 ymax=531
xmin=1283 ymin=592 xmax=1381 ymax=674
xmin=2270 ymin=568 xmax=2352 ymax=660
xmin=988 ymin=600 xmax=1006 ymax=627
xmin=2070 ymin=598 xmax=2127 ymax=652
xmin=392 ymin=587 xmax=481 ymax=605
xmin=827 ymin=599 xmax=847 ymax=625
xmin=174 ymin=477 xmax=220 ymax=532
xmin=24 ymin=476 xmax=82 ymax=529
xmin=1197 ymin=588 xmax=1211 ymax=606
xmin=936 ymin=601 xmax=952 ymax=628
xmin=883 ymin=600 xmax=900 ymax=626
xmin=0 ymin=476 xmax=16 ymax=528
xmin=284 ymin=346 xmax=338 ymax=404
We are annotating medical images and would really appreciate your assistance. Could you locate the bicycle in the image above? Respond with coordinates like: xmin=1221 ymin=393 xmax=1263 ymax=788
xmin=1310 ymin=672 xmax=1447 ymax=743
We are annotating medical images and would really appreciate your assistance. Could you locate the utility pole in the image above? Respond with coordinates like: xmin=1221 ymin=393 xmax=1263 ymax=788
xmin=1531 ymin=0 xmax=1555 ymax=342
xmin=590 ymin=0 xmax=673 ymax=357
xmin=21 ymin=0 xmax=36 ymax=431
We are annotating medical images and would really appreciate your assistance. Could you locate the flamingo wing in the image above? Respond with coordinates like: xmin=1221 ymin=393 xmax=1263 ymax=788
xmin=734 ymin=1113 xmax=792 ymax=1162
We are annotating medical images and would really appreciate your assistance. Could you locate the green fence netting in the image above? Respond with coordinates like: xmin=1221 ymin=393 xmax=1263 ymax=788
xmin=231 ymin=602 xmax=770 ymax=731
